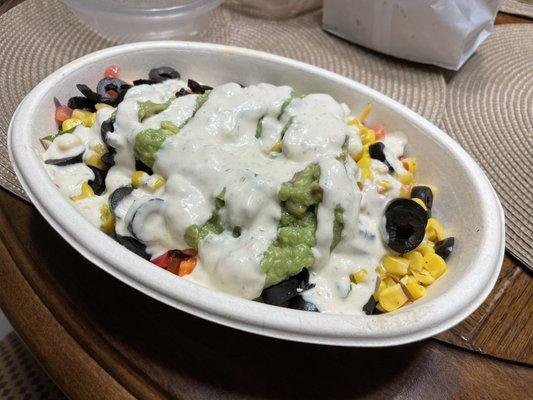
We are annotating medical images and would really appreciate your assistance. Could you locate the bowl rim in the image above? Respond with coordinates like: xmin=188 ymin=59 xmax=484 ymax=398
xmin=8 ymin=41 xmax=505 ymax=347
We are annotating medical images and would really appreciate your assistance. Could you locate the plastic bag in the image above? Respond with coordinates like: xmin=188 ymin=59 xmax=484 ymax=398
xmin=323 ymin=0 xmax=504 ymax=70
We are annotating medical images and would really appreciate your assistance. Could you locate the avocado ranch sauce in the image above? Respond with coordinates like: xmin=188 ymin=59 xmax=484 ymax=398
xmin=43 ymin=78 xmax=410 ymax=315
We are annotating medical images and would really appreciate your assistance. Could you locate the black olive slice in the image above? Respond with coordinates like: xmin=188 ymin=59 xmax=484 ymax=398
xmin=369 ymin=142 xmax=385 ymax=161
xmin=288 ymin=296 xmax=319 ymax=312
xmin=175 ymin=88 xmax=189 ymax=97
xmin=76 ymin=84 xmax=101 ymax=103
xmin=261 ymin=268 xmax=313 ymax=306
xmin=368 ymin=142 xmax=394 ymax=172
xmin=201 ymin=84 xmax=213 ymax=91
xmin=88 ymin=166 xmax=106 ymax=195
xmin=67 ymin=96 xmax=96 ymax=112
xmin=362 ymin=295 xmax=382 ymax=315
xmin=187 ymin=79 xmax=206 ymax=94
xmin=384 ymin=198 xmax=428 ymax=253
xmin=133 ymin=78 xmax=157 ymax=86
xmin=135 ymin=159 xmax=153 ymax=175
xmin=148 ymin=67 xmax=180 ymax=83
xmin=101 ymin=151 xmax=115 ymax=168
xmin=435 ymin=237 xmax=454 ymax=261
xmin=44 ymin=151 xmax=83 ymax=166
xmin=411 ymin=186 xmax=434 ymax=211
xmin=128 ymin=198 xmax=165 ymax=239
xmin=115 ymin=235 xmax=150 ymax=260
xmin=109 ymin=186 xmax=134 ymax=212
xmin=96 ymin=78 xmax=132 ymax=105
xmin=232 ymin=226 xmax=242 ymax=238
xmin=101 ymin=115 xmax=115 ymax=148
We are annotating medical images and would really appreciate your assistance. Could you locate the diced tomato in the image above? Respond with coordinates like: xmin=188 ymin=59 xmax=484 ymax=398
xmin=152 ymin=252 xmax=170 ymax=268
xmin=167 ymin=259 xmax=180 ymax=275
xmin=402 ymin=160 xmax=409 ymax=170
xmin=369 ymin=124 xmax=385 ymax=141
xmin=178 ymin=257 xmax=197 ymax=277
xmin=104 ymin=64 xmax=121 ymax=78
xmin=107 ymin=89 xmax=118 ymax=98
xmin=155 ymin=250 xmax=197 ymax=276
xmin=55 ymin=105 xmax=72 ymax=123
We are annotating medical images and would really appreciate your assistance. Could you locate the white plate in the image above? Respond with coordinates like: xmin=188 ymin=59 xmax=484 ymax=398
xmin=8 ymin=42 xmax=505 ymax=346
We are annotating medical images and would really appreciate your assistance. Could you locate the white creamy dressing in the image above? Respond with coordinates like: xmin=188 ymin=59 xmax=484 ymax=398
xmin=44 ymin=163 xmax=93 ymax=197
xmin=43 ymin=107 xmax=113 ymax=218
xmin=43 ymin=78 xmax=409 ymax=314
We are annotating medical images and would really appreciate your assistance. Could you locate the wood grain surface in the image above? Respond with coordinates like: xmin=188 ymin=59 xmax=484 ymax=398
xmin=0 ymin=189 xmax=531 ymax=400
xmin=0 ymin=0 xmax=532 ymax=398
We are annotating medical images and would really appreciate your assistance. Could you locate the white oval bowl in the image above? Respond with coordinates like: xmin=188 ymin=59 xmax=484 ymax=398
xmin=8 ymin=42 xmax=505 ymax=346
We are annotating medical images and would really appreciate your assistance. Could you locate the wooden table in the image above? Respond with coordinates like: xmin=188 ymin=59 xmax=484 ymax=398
xmin=0 ymin=1 xmax=532 ymax=398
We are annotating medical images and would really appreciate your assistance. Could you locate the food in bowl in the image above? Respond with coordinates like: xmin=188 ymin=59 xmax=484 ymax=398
xmin=40 ymin=64 xmax=455 ymax=315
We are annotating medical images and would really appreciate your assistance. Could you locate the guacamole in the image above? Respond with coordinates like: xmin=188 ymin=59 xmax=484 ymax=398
xmin=261 ymin=164 xmax=322 ymax=287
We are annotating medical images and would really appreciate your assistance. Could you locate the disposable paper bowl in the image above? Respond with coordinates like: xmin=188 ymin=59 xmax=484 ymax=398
xmin=8 ymin=42 xmax=505 ymax=346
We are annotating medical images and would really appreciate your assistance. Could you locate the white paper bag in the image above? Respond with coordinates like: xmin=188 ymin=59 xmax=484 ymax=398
xmin=323 ymin=0 xmax=504 ymax=70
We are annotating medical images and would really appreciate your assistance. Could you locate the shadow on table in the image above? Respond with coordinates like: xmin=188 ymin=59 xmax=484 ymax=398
xmin=27 ymin=209 xmax=424 ymax=400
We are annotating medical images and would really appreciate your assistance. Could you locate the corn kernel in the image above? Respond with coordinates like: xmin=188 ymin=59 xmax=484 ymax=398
xmin=375 ymin=265 xmax=387 ymax=278
xmin=62 ymin=118 xmax=83 ymax=132
xmin=357 ymin=103 xmax=373 ymax=123
xmin=270 ymin=140 xmax=282 ymax=153
xmin=426 ymin=218 xmax=444 ymax=242
xmin=402 ymin=157 xmax=417 ymax=173
xmin=412 ymin=198 xmax=428 ymax=210
xmin=70 ymin=182 xmax=94 ymax=201
xmin=148 ymin=175 xmax=166 ymax=191
xmin=412 ymin=269 xmax=435 ymax=286
xmin=87 ymin=113 xmax=97 ymax=127
xmin=72 ymin=109 xmax=96 ymax=127
xmin=85 ymin=153 xmax=107 ymax=170
xmin=350 ymin=151 xmax=363 ymax=162
xmin=99 ymin=204 xmax=115 ymax=235
xmin=131 ymin=171 xmax=148 ymax=188
xmin=383 ymin=277 xmax=397 ymax=287
xmin=382 ymin=255 xmax=410 ymax=276
xmin=404 ymin=251 xmax=425 ymax=272
xmin=346 ymin=117 xmax=361 ymax=127
xmin=92 ymin=143 xmax=106 ymax=155
xmin=379 ymin=284 xmax=408 ymax=312
xmin=361 ymin=129 xmax=376 ymax=145
xmin=351 ymin=150 xmax=363 ymax=162
xmin=377 ymin=180 xmax=391 ymax=193
xmin=357 ymin=156 xmax=372 ymax=169
xmin=95 ymin=103 xmax=113 ymax=110
xmin=350 ymin=268 xmax=367 ymax=284
xmin=400 ymin=184 xmax=411 ymax=198
xmin=396 ymin=171 xmax=414 ymax=185
xmin=360 ymin=168 xmax=372 ymax=181
xmin=424 ymin=253 xmax=447 ymax=279
xmin=376 ymin=302 xmax=386 ymax=313
xmin=403 ymin=276 xmax=426 ymax=300
xmin=373 ymin=280 xmax=387 ymax=301
xmin=416 ymin=243 xmax=435 ymax=257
